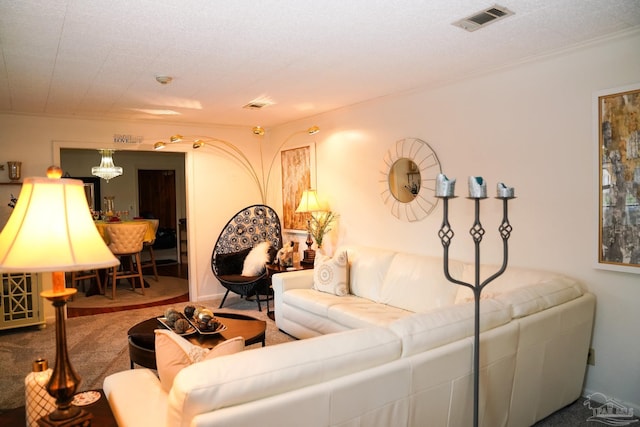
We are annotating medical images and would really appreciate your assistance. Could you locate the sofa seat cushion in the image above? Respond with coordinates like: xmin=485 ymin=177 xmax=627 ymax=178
xmin=282 ymin=288 xmax=363 ymax=317
xmin=328 ymin=301 xmax=414 ymax=329
xmin=380 ymin=253 xmax=463 ymax=313
xmin=166 ymin=327 xmax=401 ymax=425
xmin=495 ymin=277 xmax=583 ymax=318
xmin=389 ymin=299 xmax=511 ymax=357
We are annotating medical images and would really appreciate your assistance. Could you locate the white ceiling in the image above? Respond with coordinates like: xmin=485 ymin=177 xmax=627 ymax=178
xmin=1 ymin=0 xmax=639 ymax=128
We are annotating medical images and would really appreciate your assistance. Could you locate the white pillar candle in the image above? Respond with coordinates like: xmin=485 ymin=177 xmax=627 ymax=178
xmin=496 ymin=182 xmax=515 ymax=198
xmin=468 ymin=176 xmax=487 ymax=198
xmin=435 ymin=173 xmax=456 ymax=197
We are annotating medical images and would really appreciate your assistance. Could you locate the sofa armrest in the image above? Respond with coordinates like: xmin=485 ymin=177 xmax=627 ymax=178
xmin=104 ymin=368 xmax=168 ymax=427
xmin=272 ymin=269 xmax=315 ymax=293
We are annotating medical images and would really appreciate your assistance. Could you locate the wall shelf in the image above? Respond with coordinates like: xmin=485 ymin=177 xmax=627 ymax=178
xmin=0 ymin=182 xmax=22 ymax=185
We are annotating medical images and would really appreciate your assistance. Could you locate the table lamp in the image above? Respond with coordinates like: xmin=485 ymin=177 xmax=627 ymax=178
xmin=295 ymin=189 xmax=325 ymax=265
xmin=0 ymin=166 xmax=119 ymax=426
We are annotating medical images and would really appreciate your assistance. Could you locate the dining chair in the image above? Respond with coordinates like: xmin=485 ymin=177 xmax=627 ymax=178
xmin=140 ymin=219 xmax=160 ymax=281
xmin=105 ymin=222 xmax=148 ymax=299
xmin=70 ymin=269 xmax=103 ymax=295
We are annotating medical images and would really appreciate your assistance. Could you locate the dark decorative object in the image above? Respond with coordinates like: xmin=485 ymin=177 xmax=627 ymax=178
xmin=436 ymin=175 xmax=514 ymax=427
xmin=8 ymin=194 xmax=17 ymax=209
xmin=211 ymin=205 xmax=283 ymax=311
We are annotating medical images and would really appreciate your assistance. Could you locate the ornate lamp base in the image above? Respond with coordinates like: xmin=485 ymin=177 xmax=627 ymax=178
xmin=301 ymin=248 xmax=315 ymax=265
xmin=302 ymin=226 xmax=315 ymax=265
xmin=38 ymin=288 xmax=93 ymax=427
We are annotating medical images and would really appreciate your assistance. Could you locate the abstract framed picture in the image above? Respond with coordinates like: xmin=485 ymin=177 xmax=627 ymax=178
xmin=596 ymin=83 xmax=640 ymax=272
xmin=281 ymin=143 xmax=316 ymax=232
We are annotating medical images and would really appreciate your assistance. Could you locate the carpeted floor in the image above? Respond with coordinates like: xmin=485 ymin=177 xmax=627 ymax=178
xmin=0 ymin=296 xmax=292 ymax=411
xmin=68 ymin=275 xmax=189 ymax=309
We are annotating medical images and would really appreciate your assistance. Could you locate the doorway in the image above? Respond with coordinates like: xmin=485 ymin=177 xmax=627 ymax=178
xmin=138 ymin=169 xmax=178 ymax=263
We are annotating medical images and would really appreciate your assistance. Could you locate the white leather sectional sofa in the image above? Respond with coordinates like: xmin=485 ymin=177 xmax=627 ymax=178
xmin=272 ymin=245 xmax=596 ymax=426
xmin=103 ymin=245 xmax=595 ymax=427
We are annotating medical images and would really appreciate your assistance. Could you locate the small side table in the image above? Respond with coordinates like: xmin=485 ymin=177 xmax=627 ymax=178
xmin=0 ymin=390 xmax=117 ymax=427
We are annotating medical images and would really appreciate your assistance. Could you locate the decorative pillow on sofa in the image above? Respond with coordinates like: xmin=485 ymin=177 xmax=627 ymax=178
xmin=155 ymin=329 xmax=244 ymax=392
xmin=313 ymin=250 xmax=349 ymax=296
xmin=242 ymin=241 xmax=272 ymax=276
xmin=215 ymin=247 xmax=252 ymax=276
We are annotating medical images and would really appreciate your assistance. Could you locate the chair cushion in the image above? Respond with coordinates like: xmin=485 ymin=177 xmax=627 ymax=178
xmin=215 ymin=247 xmax=252 ymax=275
xmin=155 ymin=329 xmax=244 ymax=392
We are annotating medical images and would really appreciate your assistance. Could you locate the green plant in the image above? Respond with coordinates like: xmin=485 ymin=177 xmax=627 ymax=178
xmin=308 ymin=211 xmax=337 ymax=248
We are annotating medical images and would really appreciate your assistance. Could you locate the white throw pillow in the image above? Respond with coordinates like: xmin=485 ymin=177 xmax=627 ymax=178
xmin=155 ymin=329 xmax=244 ymax=392
xmin=241 ymin=241 xmax=271 ymax=276
xmin=313 ymin=250 xmax=349 ymax=296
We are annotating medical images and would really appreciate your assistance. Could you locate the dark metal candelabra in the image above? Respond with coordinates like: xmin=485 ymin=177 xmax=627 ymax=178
xmin=437 ymin=190 xmax=514 ymax=427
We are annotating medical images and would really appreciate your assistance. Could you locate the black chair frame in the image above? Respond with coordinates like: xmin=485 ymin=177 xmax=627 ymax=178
xmin=211 ymin=205 xmax=283 ymax=311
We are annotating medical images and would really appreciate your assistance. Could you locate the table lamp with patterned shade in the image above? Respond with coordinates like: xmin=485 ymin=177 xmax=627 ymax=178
xmin=0 ymin=166 xmax=119 ymax=426
xmin=295 ymin=189 xmax=325 ymax=265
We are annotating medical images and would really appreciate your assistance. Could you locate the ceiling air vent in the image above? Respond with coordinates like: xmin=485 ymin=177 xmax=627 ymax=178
xmin=243 ymin=96 xmax=275 ymax=110
xmin=452 ymin=5 xmax=514 ymax=32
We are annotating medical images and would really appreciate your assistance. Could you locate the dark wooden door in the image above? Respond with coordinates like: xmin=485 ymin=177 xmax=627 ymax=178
xmin=138 ymin=170 xmax=176 ymax=230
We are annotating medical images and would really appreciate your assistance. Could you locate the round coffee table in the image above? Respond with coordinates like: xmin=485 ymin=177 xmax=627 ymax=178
xmin=127 ymin=312 xmax=266 ymax=369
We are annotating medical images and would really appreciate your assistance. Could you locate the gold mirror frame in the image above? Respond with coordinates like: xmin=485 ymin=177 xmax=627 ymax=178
xmin=379 ymin=138 xmax=441 ymax=222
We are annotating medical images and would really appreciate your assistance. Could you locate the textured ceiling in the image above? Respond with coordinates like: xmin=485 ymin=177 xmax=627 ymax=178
xmin=0 ymin=0 xmax=639 ymax=128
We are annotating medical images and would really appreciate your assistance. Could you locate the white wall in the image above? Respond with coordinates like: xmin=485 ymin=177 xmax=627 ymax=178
xmin=275 ymin=31 xmax=640 ymax=410
xmin=0 ymin=30 xmax=638 ymax=410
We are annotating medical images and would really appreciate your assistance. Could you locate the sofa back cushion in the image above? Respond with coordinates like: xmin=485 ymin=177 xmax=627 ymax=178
xmin=380 ymin=253 xmax=463 ymax=312
xmin=166 ymin=327 xmax=401 ymax=426
xmin=494 ymin=276 xmax=583 ymax=318
xmin=342 ymin=246 xmax=396 ymax=302
xmin=455 ymin=264 xmax=576 ymax=304
xmin=389 ymin=298 xmax=511 ymax=357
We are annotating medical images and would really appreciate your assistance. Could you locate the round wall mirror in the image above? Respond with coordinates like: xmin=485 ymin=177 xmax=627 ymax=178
xmin=379 ymin=138 xmax=441 ymax=222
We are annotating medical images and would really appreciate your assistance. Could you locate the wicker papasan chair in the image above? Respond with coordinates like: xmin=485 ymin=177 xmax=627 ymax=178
xmin=211 ymin=204 xmax=283 ymax=311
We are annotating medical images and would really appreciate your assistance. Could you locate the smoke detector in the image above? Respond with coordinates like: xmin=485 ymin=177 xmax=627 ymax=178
xmin=452 ymin=5 xmax=514 ymax=32
xmin=155 ymin=75 xmax=173 ymax=85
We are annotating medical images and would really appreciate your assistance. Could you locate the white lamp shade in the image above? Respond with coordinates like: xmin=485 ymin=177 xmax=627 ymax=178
xmin=0 ymin=177 xmax=119 ymax=272
xmin=295 ymin=189 xmax=326 ymax=213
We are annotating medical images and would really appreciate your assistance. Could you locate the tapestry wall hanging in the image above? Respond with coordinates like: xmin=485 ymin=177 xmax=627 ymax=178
xmin=597 ymin=83 xmax=640 ymax=272
xmin=281 ymin=144 xmax=314 ymax=231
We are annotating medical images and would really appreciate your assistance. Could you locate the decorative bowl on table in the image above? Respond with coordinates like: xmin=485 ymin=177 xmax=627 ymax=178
xmin=185 ymin=305 xmax=227 ymax=335
xmin=157 ymin=307 xmax=196 ymax=336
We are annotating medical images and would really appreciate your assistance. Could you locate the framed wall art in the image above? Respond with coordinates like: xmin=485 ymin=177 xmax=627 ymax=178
xmin=596 ymin=83 xmax=640 ymax=272
xmin=281 ymin=143 xmax=315 ymax=232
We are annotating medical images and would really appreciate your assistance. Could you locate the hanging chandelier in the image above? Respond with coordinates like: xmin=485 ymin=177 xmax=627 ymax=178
xmin=91 ymin=149 xmax=123 ymax=182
